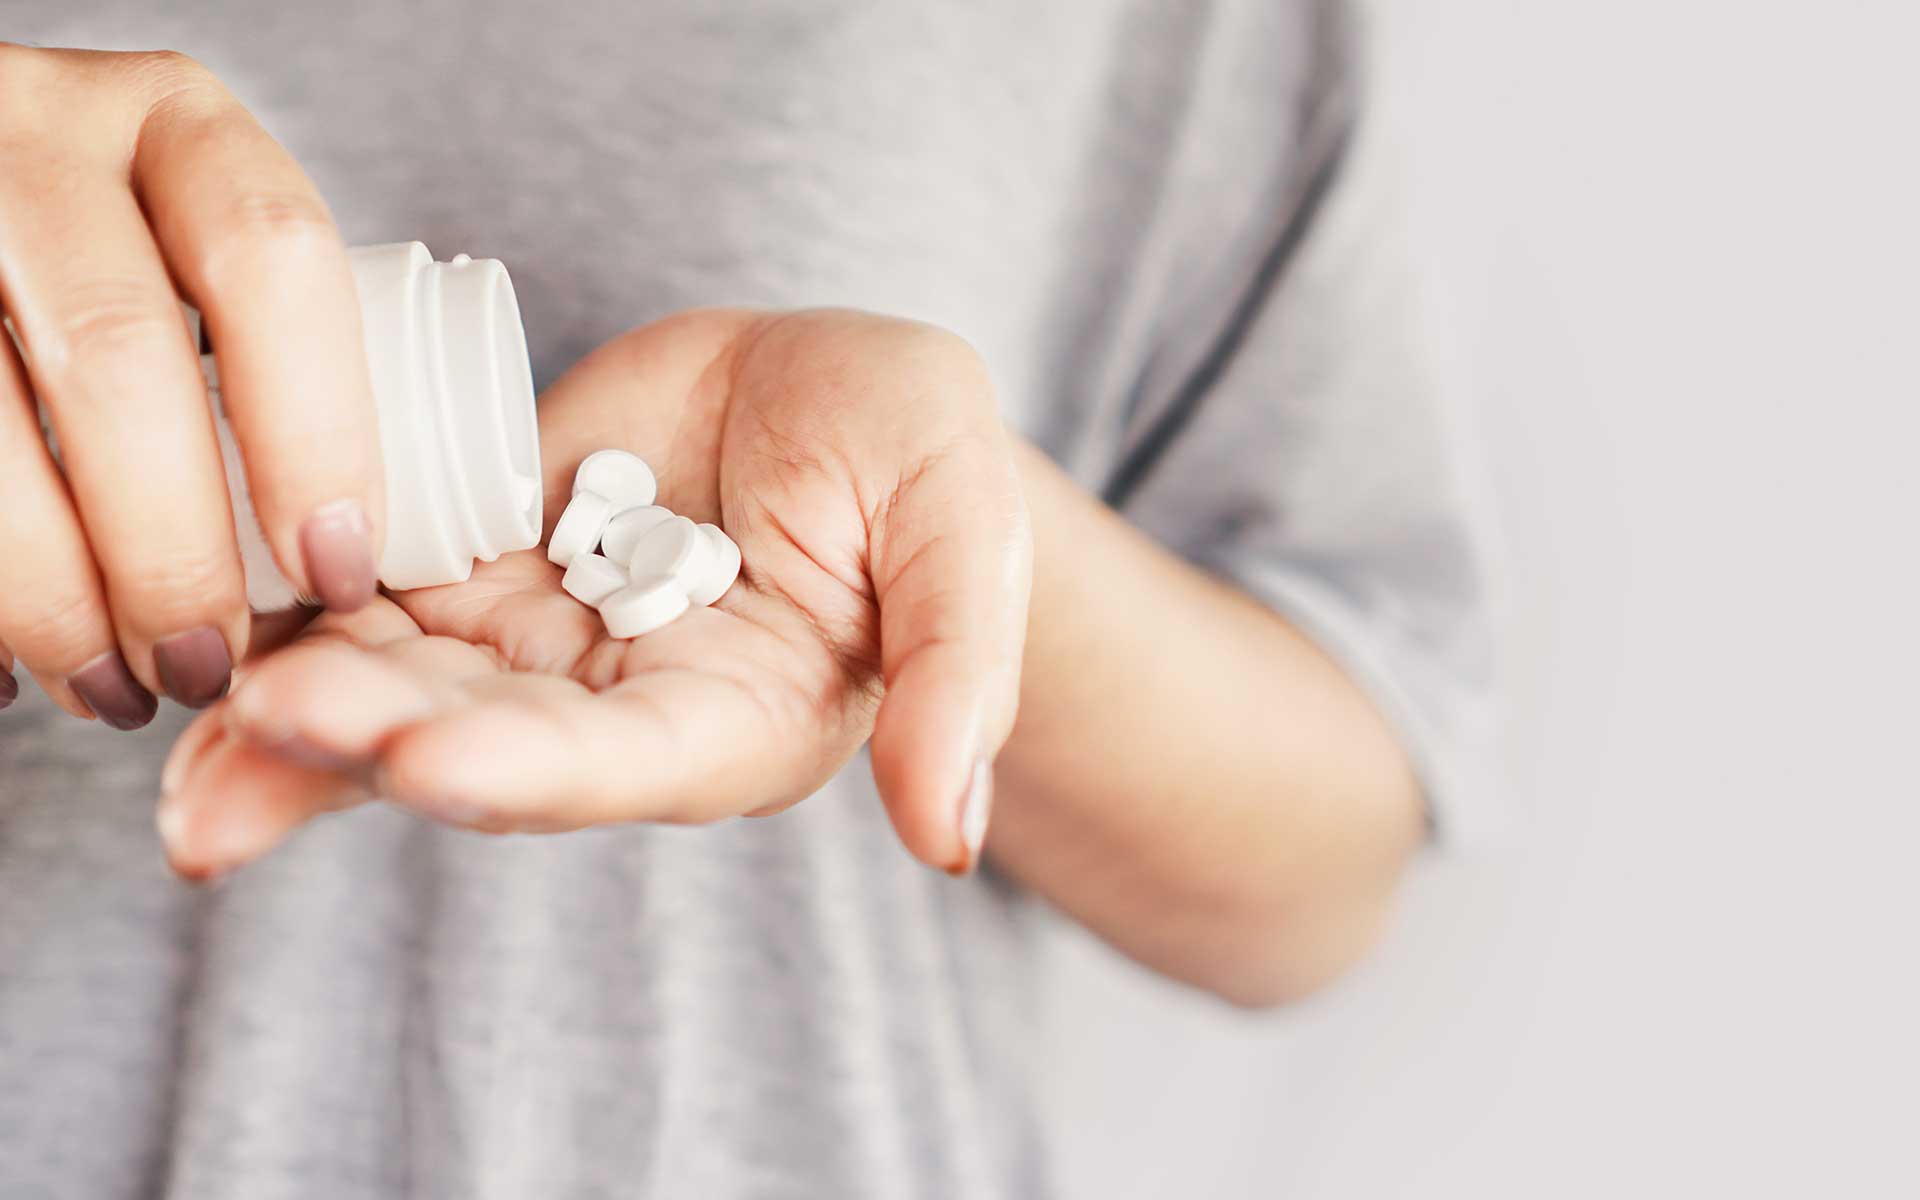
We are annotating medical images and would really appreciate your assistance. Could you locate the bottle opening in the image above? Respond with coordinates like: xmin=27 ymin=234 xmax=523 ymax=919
xmin=428 ymin=252 xmax=544 ymax=563
xmin=488 ymin=268 xmax=542 ymax=531
xmin=345 ymin=242 xmax=547 ymax=589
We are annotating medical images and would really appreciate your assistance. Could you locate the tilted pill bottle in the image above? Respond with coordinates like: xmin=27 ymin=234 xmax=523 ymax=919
xmin=196 ymin=242 xmax=545 ymax=610
xmin=12 ymin=242 xmax=544 ymax=612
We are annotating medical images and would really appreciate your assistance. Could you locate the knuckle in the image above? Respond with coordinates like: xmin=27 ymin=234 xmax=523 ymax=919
xmin=0 ymin=40 xmax=33 ymax=90
xmin=897 ymin=321 xmax=993 ymax=398
xmin=33 ymin=278 xmax=185 ymax=381
xmin=0 ymin=45 xmax=68 ymax=137
xmin=6 ymin=592 xmax=111 ymax=670
xmin=0 ymin=40 xmax=53 ymax=90
xmin=0 ymin=46 xmax=223 ymax=142
xmin=196 ymin=191 xmax=340 ymax=291
xmin=114 ymin=548 xmax=241 ymax=626
xmin=134 ymin=48 xmax=203 ymax=75
xmin=901 ymin=318 xmax=982 ymax=365
xmin=115 ymin=48 xmax=216 ymax=100
xmin=223 ymin=189 xmax=335 ymax=244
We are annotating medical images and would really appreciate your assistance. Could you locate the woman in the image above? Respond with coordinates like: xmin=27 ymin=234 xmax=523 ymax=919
xmin=0 ymin=2 xmax=1491 ymax=1195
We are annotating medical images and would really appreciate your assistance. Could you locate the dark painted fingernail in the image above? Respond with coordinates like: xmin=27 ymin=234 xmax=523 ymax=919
xmin=947 ymin=757 xmax=994 ymax=877
xmin=299 ymin=499 xmax=376 ymax=612
xmin=0 ymin=670 xmax=17 ymax=711
xmin=70 ymin=651 xmax=159 ymax=731
xmin=154 ymin=627 xmax=232 ymax=709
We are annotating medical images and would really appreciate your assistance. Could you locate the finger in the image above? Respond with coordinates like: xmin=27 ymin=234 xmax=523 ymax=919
xmin=214 ymin=598 xmax=505 ymax=793
xmin=867 ymin=439 xmax=1033 ymax=874
xmin=0 ymin=639 xmax=15 ymax=712
xmin=155 ymin=597 xmax=426 ymax=875
xmin=134 ymin=58 xmax=382 ymax=613
xmin=222 ymin=608 xmax=844 ymax=834
xmin=0 ymin=306 xmax=152 ymax=725
xmin=376 ymin=640 xmax=844 ymax=832
xmin=0 ymin=93 xmax=244 ymax=710
xmin=156 ymin=711 xmax=367 ymax=881
xmin=216 ymin=632 xmax=538 ymax=827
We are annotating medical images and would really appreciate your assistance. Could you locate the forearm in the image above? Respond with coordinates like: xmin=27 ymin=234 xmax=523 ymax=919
xmin=988 ymin=441 xmax=1425 ymax=1007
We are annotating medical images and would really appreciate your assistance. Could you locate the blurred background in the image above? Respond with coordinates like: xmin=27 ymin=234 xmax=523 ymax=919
xmin=1037 ymin=1 xmax=1919 ymax=1195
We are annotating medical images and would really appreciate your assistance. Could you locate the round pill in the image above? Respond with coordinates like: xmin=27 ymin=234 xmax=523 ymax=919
xmin=572 ymin=449 xmax=657 ymax=510
xmin=561 ymin=552 xmax=628 ymax=607
xmin=625 ymin=514 xmax=718 ymax=595
xmin=600 ymin=504 xmax=676 ymax=568
xmin=686 ymin=523 xmax=742 ymax=607
xmin=547 ymin=490 xmax=616 ymax=568
xmin=599 ymin=573 xmax=691 ymax=639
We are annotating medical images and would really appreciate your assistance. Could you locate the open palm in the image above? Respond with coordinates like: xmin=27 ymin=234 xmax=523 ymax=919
xmin=160 ymin=309 xmax=1031 ymax=879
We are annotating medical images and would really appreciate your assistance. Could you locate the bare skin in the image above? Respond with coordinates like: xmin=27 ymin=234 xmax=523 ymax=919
xmin=0 ymin=46 xmax=384 ymax=723
xmin=156 ymin=308 xmax=1422 ymax=1008
xmin=159 ymin=310 xmax=1032 ymax=879
xmin=995 ymin=442 xmax=1424 ymax=1006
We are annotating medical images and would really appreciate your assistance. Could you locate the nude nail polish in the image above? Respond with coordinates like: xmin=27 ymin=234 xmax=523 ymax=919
xmin=949 ymin=757 xmax=994 ymax=876
xmin=299 ymin=499 xmax=377 ymax=612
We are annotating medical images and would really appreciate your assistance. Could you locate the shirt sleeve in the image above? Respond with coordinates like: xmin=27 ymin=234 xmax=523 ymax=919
xmin=1100 ymin=40 xmax=1503 ymax=849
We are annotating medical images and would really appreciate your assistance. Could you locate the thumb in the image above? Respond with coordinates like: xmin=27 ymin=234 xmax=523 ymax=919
xmin=866 ymin=438 xmax=1032 ymax=874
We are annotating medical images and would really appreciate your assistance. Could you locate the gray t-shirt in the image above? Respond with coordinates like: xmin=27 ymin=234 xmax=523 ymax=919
xmin=0 ymin=3 xmax=1493 ymax=1197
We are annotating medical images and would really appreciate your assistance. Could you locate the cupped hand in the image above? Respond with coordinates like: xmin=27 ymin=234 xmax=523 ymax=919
xmin=158 ymin=309 xmax=1031 ymax=876
xmin=0 ymin=44 xmax=382 ymax=727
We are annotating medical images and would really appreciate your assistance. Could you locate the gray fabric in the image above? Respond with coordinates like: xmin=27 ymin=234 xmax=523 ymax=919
xmin=0 ymin=2 xmax=1493 ymax=1197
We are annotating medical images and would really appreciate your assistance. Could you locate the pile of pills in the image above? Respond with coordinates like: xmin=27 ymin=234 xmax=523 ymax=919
xmin=547 ymin=450 xmax=742 ymax=638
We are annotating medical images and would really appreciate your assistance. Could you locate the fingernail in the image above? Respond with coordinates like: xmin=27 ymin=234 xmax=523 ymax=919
xmin=155 ymin=792 xmax=240 ymax=887
xmin=299 ymin=499 xmax=376 ymax=613
xmin=70 ymin=651 xmax=159 ymax=731
xmin=156 ymin=795 xmax=188 ymax=857
xmin=156 ymin=793 xmax=244 ymax=887
xmin=161 ymin=713 xmax=227 ymax=801
xmin=225 ymin=673 xmax=286 ymax=741
xmin=174 ymin=861 xmax=232 ymax=887
xmin=153 ymin=627 xmax=233 ymax=709
xmin=159 ymin=748 xmax=189 ymax=799
xmin=0 ymin=670 xmax=17 ymax=711
xmin=948 ymin=757 xmax=994 ymax=877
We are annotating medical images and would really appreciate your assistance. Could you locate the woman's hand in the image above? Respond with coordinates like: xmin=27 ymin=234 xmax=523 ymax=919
xmin=0 ymin=44 xmax=382 ymax=726
xmin=157 ymin=310 xmax=1031 ymax=876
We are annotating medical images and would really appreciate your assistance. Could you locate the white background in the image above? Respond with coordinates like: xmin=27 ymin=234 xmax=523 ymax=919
xmin=1039 ymin=2 xmax=1920 ymax=1196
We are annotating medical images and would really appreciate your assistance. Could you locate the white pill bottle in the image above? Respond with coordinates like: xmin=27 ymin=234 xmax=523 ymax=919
xmin=202 ymin=242 xmax=545 ymax=610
